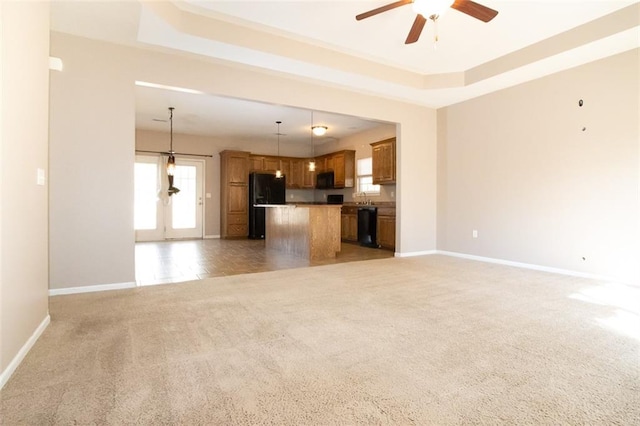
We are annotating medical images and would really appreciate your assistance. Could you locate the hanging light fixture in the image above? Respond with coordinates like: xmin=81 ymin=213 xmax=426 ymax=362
xmin=275 ymin=121 xmax=283 ymax=179
xmin=309 ymin=112 xmax=316 ymax=172
xmin=167 ymin=107 xmax=180 ymax=196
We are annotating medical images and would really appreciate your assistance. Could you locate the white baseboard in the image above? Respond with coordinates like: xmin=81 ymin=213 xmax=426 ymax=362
xmin=204 ymin=235 xmax=220 ymax=239
xmin=49 ymin=281 xmax=136 ymax=296
xmin=395 ymin=250 xmax=437 ymax=258
xmin=0 ymin=314 xmax=50 ymax=390
xmin=436 ymin=250 xmax=613 ymax=282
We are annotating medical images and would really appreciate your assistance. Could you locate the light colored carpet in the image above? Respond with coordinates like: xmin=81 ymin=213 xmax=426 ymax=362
xmin=1 ymin=255 xmax=638 ymax=424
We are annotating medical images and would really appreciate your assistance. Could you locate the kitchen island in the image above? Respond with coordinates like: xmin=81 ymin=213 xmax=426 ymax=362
xmin=258 ymin=204 xmax=342 ymax=260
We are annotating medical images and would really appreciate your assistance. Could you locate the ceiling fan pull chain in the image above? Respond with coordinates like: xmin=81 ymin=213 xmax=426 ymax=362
xmin=433 ymin=16 xmax=439 ymax=49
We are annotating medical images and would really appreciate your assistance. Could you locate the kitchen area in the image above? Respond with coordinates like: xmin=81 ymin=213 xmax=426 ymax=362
xmin=220 ymin=136 xmax=397 ymax=260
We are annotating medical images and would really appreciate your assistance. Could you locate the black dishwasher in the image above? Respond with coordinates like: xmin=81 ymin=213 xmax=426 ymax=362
xmin=357 ymin=207 xmax=379 ymax=248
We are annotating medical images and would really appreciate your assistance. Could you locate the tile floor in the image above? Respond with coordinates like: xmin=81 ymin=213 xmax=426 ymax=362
xmin=135 ymin=238 xmax=394 ymax=286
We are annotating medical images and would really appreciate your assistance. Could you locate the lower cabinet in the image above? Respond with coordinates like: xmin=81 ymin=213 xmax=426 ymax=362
xmin=340 ymin=206 xmax=358 ymax=242
xmin=376 ymin=207 xmax=396 ymax=250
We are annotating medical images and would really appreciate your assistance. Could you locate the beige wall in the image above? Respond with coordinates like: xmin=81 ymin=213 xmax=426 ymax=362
xmin=49 ymin=34 xmax=137 ymax=289
xmin=1 ymin=1 xmax=50 ymax=382
xmin=50 ymin=32 xmax=438 ymax=290
xmin=438 ymin=49 xmax=640 ymax=284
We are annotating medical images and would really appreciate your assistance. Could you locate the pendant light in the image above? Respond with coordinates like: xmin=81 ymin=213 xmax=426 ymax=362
xmin=167 ymin=107 xmax=180 ymax=196
xmin=275 ymin=121 xmax=283 ymax=179
xmin=308 ymin=112 xmax=316 ymax=172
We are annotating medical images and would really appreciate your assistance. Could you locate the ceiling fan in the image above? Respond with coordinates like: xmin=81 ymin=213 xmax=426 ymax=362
xmin=356 ymin=0 xmax=498 ymax=44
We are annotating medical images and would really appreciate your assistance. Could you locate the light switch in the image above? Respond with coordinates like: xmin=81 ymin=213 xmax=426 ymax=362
xmin=472 ymin=230 xmax=478 ymax=238
xmin=205 ymin=193 xmax=211 ymax=199
xmin=37 ymin=168 xmax=46 ymax=186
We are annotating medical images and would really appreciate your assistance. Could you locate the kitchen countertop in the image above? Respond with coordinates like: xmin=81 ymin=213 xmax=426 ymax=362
xmin=342 ymin=201 xmax=396 ymax=207
xmin=256 ymin=203 xmax=341 ymax=208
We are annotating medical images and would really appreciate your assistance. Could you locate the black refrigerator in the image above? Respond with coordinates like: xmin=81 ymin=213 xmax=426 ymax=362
xmin=248 ymin=172 xmax=286 ymax=239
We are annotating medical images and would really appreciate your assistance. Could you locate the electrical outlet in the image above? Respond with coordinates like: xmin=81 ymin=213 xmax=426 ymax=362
xmin=472 ymin=230 xmax=478 ymax=238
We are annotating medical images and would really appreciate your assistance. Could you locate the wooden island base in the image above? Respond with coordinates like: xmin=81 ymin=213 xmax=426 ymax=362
xmin=262 ymin=204 xmax=342 ymax=260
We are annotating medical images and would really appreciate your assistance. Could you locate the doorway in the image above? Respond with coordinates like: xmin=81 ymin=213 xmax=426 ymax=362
xmin=134 ymin=154 xmax=204 ymax=241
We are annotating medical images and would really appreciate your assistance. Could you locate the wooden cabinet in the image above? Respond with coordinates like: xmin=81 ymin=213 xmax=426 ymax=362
xmin=303 ymin=160 xmax=316 ymax=189
xmin=376 ymin=207 xmax=396 ymax=250
xmin=340 ymin=205 xmax=358 ymax=242
xmin=371 ymin=138 xmax=396 ymax=185
xmin=314 ymin=150 xmax=355 ymax=188
xmin=249 ymin=150 xmax=354 ymax=189
xmin=331 ymin=150 xmax=355 ymax=188
xmin=314 ymin=155 xmax=327 ymax=173
xmin=220 ymin=150 xmax=249 ymax=239
xmin=263 ymin=156 xmax=280 ymax=172
xmin=249 ymin=155 xmax=264 ymax=172
xmin=326 ymin=155 xmax=335 ymax=174
xmin=284 ymin=158 xmax=316 ymax=189
xmin=249 ymin=155 xmax=280 ymax=173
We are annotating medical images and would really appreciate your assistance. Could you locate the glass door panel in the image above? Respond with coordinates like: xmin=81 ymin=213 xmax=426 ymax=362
xmin=165 ymin=159 xmax=204 ymax=239
xmin=134 ymin=155 xmax=164 ymax=241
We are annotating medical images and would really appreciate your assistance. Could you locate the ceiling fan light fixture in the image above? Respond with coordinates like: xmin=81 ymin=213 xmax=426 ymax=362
xmin=311 ymin=125 xmax=328 ymax=136
xmin=412 ymin=0 xmax=454 ymax=19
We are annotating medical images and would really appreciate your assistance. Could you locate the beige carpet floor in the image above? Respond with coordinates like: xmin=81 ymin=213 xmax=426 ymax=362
xmin=1 ymin=255 xmax=638 ymax=424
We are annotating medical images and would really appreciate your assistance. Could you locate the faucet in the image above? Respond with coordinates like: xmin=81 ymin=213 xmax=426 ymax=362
xmin=360 ymin=192 xmax=367 ymax=205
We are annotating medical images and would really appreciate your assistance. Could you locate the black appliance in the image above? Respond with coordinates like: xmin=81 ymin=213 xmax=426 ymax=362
xmin=326 ymin=194 xmax=344 ymax=205
xmin=249 ymin=172 xmax=286 ymax=239
xmin=358 ymin=206 xmax=379 ymax=248
xmin=316 ymin=171 xmax=334 ymax=189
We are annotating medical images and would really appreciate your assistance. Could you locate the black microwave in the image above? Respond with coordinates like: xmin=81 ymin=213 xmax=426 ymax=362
xmin=316 ymin=171 xmax=334 ymax=189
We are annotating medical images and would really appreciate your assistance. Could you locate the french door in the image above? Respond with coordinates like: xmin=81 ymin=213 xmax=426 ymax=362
xmin=134 ymin=155 xmax=204 ymax=241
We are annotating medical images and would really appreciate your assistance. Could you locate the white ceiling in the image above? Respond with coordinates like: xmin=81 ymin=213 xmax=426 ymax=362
xmin=50 ymin=0 xmax=639 ymax=141
xmin=135 ymin=85 xmax=386 ymax=144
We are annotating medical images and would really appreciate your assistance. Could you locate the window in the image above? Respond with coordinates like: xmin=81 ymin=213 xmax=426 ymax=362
xmin=356 ymin=157 xmax=380 ymax=196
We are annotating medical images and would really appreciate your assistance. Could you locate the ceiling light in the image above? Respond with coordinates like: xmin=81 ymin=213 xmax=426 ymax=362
xmin=312 ymin=126 xmax=328 ymax=136
xmin=412 ymin=0 xmax=454 ymax=19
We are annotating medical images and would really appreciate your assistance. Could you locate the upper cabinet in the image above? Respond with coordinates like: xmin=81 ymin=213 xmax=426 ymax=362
xmin=288 ymin=158 xmax=315 ymax=189
xmin=331 ymin=150 xmax=355 ymax=188
xmin=315 ymin=150 xmax=355 ymax=188
xmin=371 ymin=138 xmax=396 ymax=185
xmin=249 ymin=150 xmax=354 ymax=189
xmin=249 ymin=155 xmax=280 ymax=173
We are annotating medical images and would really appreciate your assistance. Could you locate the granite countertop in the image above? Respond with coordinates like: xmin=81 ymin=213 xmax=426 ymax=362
xmin=256 ymin=203 xmax=340 ymax=208
xmin=342 ymin=201 xmax=396 ymax=208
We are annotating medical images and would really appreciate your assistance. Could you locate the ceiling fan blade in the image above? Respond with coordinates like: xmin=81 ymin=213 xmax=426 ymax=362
xmin=451 ymin=0 xmax=498 ymax=22
xmin=356 ymin=0 xmax=413 ymax=21
xmin=405 ymin=14 xmax=426 ymax=44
